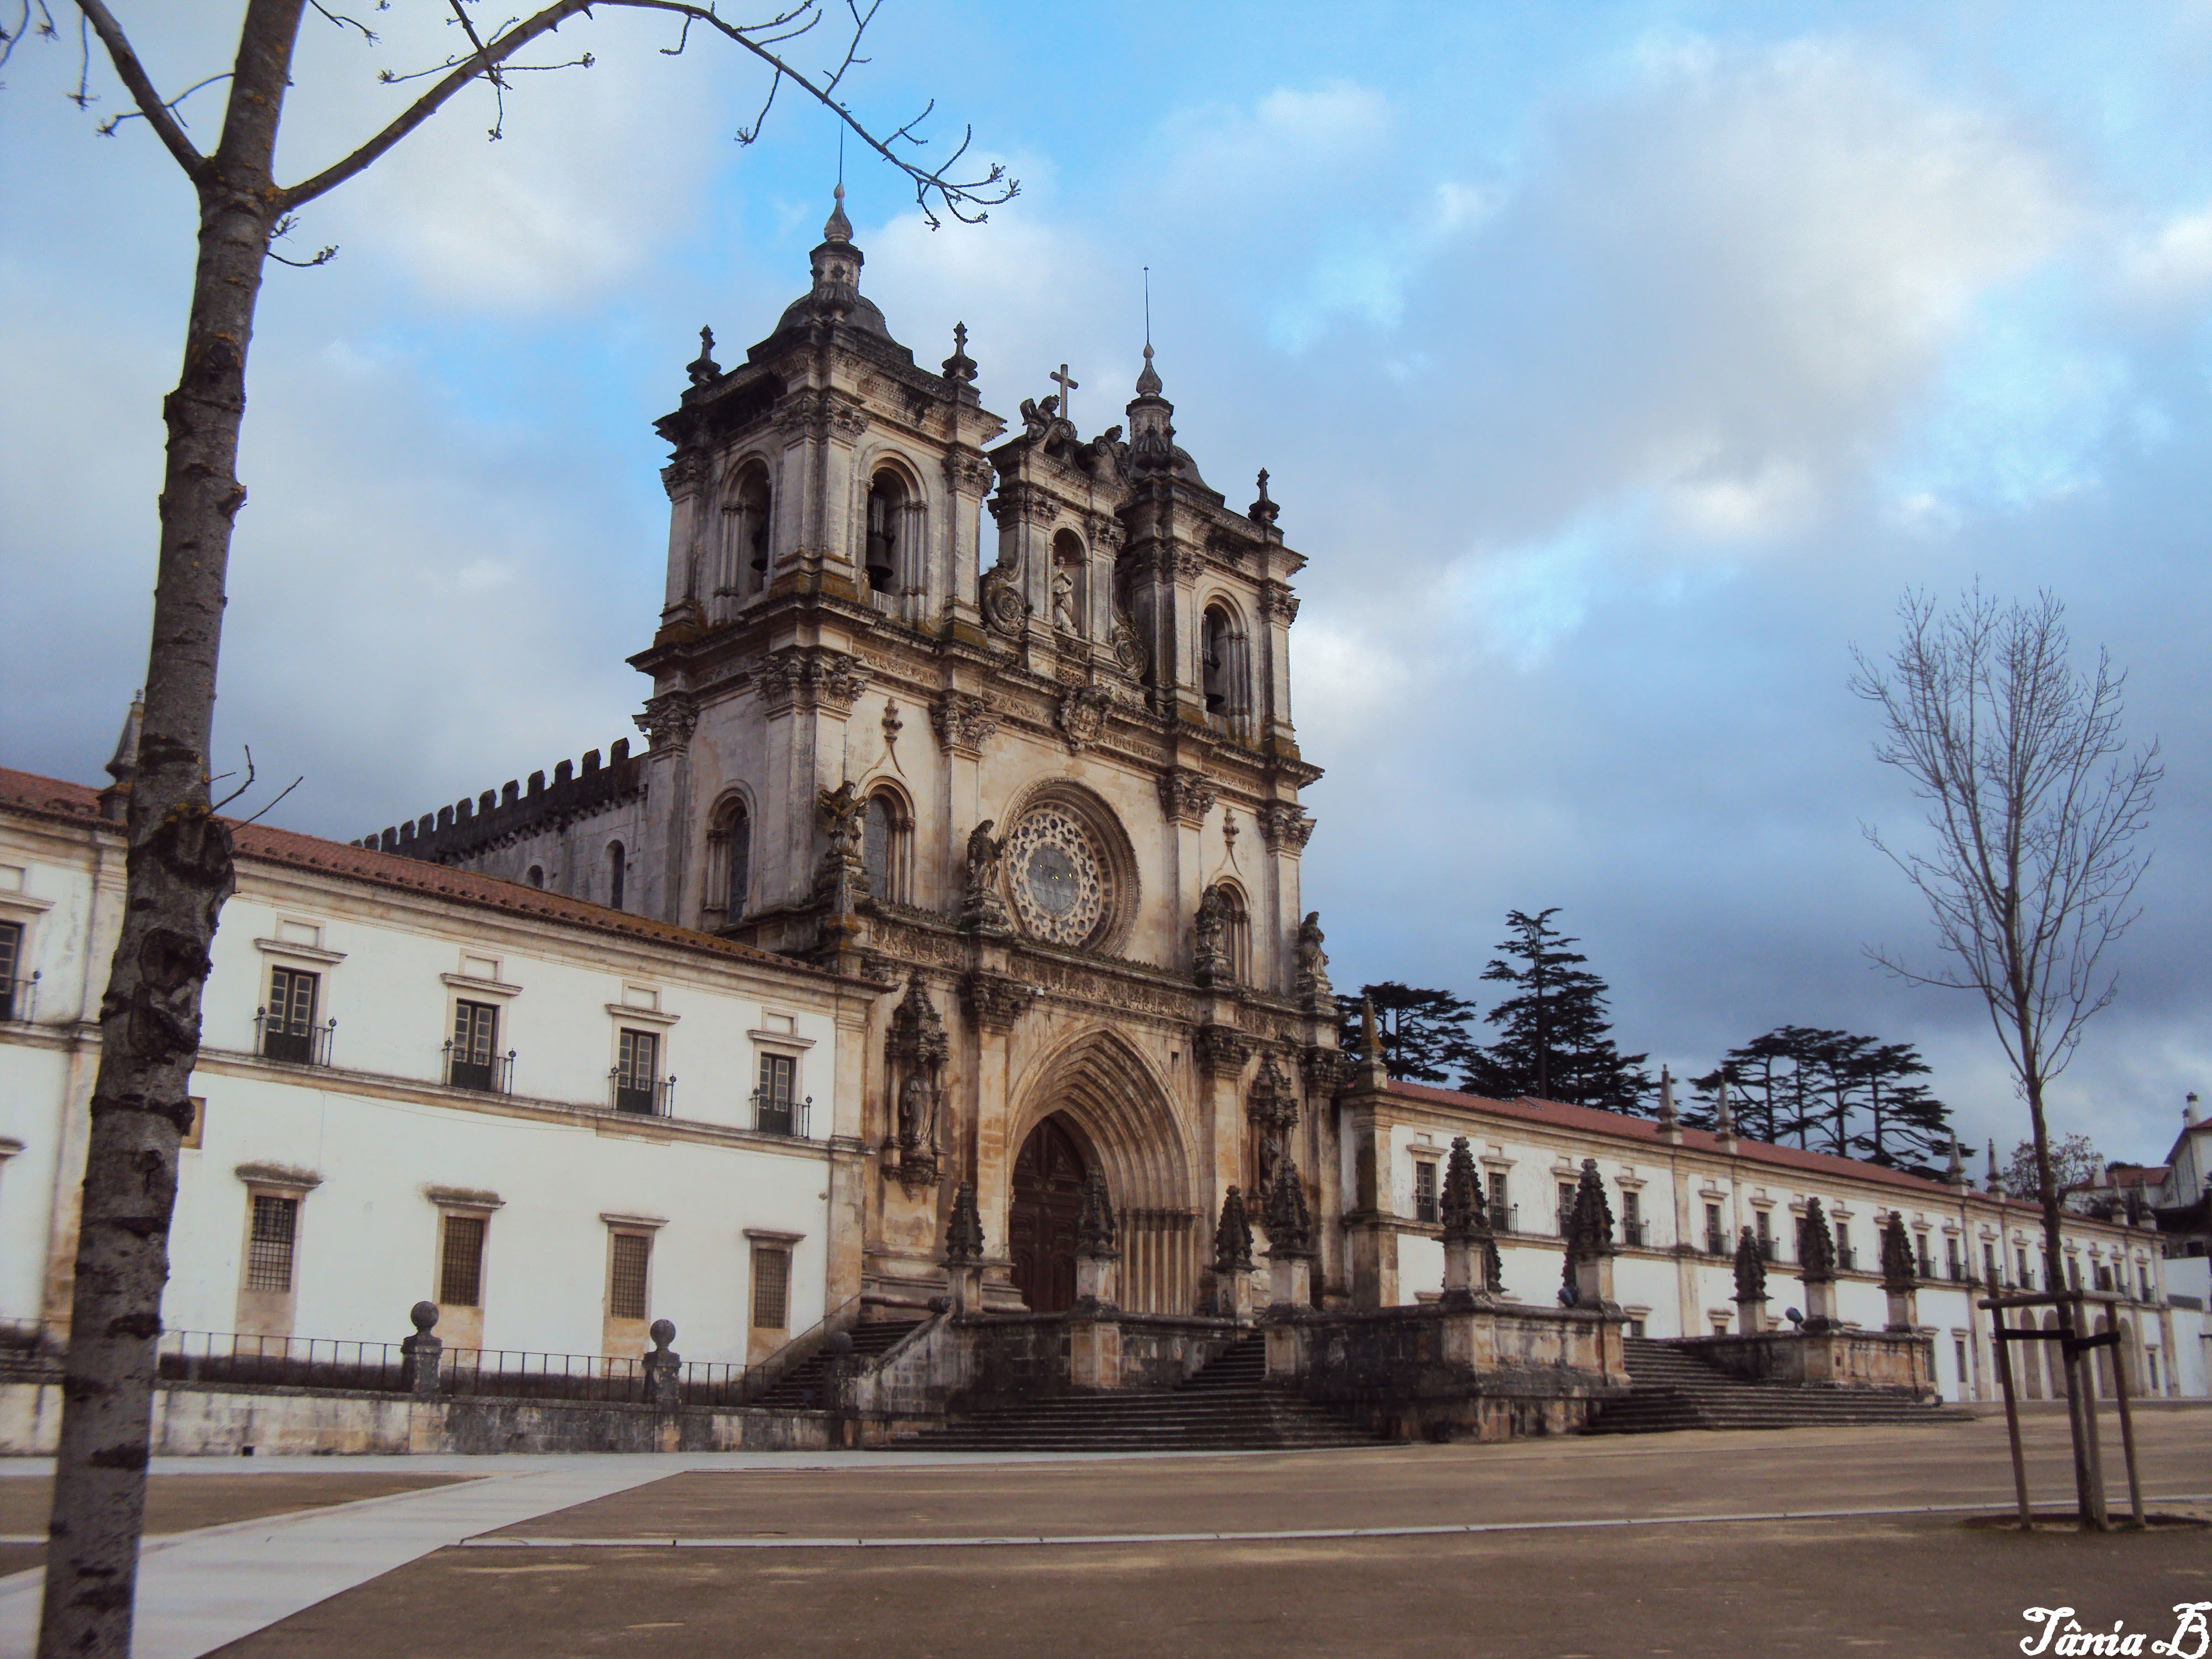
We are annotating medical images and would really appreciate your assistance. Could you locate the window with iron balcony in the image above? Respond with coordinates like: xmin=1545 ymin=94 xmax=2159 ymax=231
xmin=752 ymin=1051 xmax=810 ymax=1138
xmin=612 ymin=1027 xmax=671 ymax=1116
xmin=1411 ymin=1159 xmax=1438 ymax=1226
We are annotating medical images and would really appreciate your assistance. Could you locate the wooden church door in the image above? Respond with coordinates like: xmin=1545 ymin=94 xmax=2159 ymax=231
xmin=1009 ymin=1115 xmax=1088 ymax=1313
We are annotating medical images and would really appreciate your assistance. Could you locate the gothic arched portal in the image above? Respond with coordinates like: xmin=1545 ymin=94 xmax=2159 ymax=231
xmin=1009 ymin=1115 xmax=1089 ymax=1313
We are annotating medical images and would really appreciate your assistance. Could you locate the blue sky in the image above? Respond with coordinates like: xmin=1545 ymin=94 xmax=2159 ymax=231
xmin=6 ymin=1 xmax=2212 ymax=1168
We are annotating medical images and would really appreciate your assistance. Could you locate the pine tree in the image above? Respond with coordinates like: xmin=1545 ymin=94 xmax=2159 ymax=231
xmin=1685 ymin=1026 xmax=1953 ymax=1175
xmin=1334 ymin=983 xmax=1477 ymax=1085
xmin=1460 ymin=909 xmax=1652 ymax=1112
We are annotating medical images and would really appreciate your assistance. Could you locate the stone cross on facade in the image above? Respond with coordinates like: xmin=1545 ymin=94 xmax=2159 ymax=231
xmin=1050 ymin=362 xmax=1079 ymax=426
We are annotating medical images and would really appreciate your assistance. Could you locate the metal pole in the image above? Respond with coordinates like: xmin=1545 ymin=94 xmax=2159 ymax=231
xmin=2109 ymin=1321 xmax=2146 ymax=1529
xmin=1987 ymin=1303 xmax=2032 ymax=1528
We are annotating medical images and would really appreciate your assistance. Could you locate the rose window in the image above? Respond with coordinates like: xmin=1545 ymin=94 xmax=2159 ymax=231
xmin=1005 ymin=806 xmax=1108 ymax=946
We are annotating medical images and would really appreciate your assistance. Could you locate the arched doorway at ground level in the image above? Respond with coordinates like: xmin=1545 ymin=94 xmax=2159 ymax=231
xmin=1010 ymin=1114 xmax=1089 ymax=1313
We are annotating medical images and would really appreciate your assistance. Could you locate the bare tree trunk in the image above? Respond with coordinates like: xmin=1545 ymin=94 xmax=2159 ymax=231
xmin=38 ymin=7 xmax=300 ymax=1652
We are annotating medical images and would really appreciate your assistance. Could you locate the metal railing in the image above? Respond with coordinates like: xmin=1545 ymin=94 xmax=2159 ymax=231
xmin=1620 ymin=1220 xmax=1646 ymax=1248
xmin=1493 ymin=1203 xmax=1521 ymax=1235
xmin=443 ymin=1042 xmax=515 ymax=1094
xmin=158 ymin=1329 xmax=405 ymax=1391
xmin=0 ymin=972 xmax=38 ymax=1023
xmin=1836 ymin=1245 xmax=1858 ymax=1272
xmin=442 ymin=1346 xmax=739 ymax=1404
xmin=750 ymin=1087 xmax=812 ymax=1139
xmin=1705 ymin=1230 xmax=1728 ymax=1256
xmin=256 ymin=1011 xmax=335 ymax=1067
xmin=610 ymin=1070 xmax=675 ymax=1117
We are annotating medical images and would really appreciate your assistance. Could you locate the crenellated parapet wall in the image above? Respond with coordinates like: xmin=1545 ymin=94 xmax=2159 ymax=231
xmin=359 ymin=739 xmax=645 ymax=864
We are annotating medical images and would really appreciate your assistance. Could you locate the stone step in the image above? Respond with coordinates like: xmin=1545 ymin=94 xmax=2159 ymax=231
xmin=1597 ymin=1337 xmax=1969 ymax=1434
xmin=750 ymin=1319 xmax=925 ymax=1408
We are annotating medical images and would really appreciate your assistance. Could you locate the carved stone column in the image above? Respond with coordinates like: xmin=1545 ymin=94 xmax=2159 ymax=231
xmin=962 ymin=967 xmax=1036 ymax=1298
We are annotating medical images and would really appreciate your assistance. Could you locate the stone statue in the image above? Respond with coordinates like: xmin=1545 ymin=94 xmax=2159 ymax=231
xmin=897 ymin=1071 xmax=936 ymax=1157
xmin=885 ymin=973 xmax=948 ymax=1182
xmin=961 ymin=818 xmax=1010 ymax=932
xmin=813 ymin=780 xmax=869 ymax=910
xmin=1051 ymin=566 xmax=1079 ymax=634
xmin=1246 ymin=1053 xmax=1297 ymax=1203
xmin=1019 ymin=394 xmax=1060 ymax=442
xmin=1294 ymin=911 xmax=1331 ymax=1001
xmin=1193 ymin=886 xmax=1230 ymax=987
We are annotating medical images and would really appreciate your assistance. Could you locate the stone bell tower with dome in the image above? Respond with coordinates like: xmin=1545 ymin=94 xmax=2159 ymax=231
xmin=420 ymin=189 xmax=1343 ymax=1319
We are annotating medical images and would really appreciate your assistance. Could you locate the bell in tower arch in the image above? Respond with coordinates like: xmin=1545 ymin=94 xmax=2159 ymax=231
xmin=865 ymin=471 xmax=904 ymax=594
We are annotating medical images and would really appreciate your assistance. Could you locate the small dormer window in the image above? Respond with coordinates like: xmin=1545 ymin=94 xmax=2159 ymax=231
xmin=865 ymin=472 xmax=905 ymax=593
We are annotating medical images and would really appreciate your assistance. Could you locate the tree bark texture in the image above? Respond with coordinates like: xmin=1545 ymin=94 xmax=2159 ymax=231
xmin=38 ymin=6 xmax=302 ymax=1652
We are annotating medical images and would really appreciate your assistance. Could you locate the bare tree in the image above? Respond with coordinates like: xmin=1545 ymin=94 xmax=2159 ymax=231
xmin=1851 ymin=585 xmax=2159 ymax=1526
xmin=4 ymin=3 xmax=1011 ymax=1651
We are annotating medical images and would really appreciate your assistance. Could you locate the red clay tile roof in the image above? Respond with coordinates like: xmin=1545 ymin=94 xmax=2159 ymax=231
xmin=0 ymin=766 xmax=869 ymax=989
xmin=1386 ymin=1078 xmax=2038 ymax=1211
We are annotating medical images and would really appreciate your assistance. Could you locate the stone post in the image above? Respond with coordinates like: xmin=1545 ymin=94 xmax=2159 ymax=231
xmin=1732 ymin=1226 xmax=1768 ymax=1335
xmin=399 ymin=1301 xmax=444 ymax=1398
xmin=643 ymin=1319 xmax=683 ymax=1412
xmin=942 ymin=1180 xmax=987 ymax=1314
xmin=1073 ymin=1171 xmax=1119 ymax=1310
xmin=1880 ymin=1210 xmax=1921 ymax=1333
xmin=1438 ymin=1137 xmax=1495 ymax=1307
xmin=1797 ymin=1197 xmax=1839 ymax=1332
xmin=1211 ymin=1186 xmax=1259 ymax=1324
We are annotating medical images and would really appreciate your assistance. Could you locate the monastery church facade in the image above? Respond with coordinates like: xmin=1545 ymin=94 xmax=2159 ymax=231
xmin=378 ymin=187 xmax=1342 ymax=1323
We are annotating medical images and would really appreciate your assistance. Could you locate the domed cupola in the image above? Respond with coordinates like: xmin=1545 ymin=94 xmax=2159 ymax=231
xmin=774 ymin=184 xmax=895 ymax=340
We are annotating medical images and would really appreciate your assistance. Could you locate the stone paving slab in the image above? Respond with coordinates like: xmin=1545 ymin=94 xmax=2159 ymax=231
xmin=205 ymin=1511 xmax=2212 ymax=1659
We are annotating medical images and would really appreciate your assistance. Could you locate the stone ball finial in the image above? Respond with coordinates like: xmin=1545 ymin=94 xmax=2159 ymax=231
xmin=409 ymin=1300 xmax=439 ymax=1334
xmin=824 ymin=1330 xmax=855 ymax=1358
xmin=649 ymin=1318 xmax=676 ymax=1350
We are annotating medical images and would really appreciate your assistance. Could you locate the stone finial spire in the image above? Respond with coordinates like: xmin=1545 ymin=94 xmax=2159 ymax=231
xmin=1945 ymin=1136 xmax=1966 ymax=1187
xmin=805 ymin=183 xmax=865 ymax=312
xmin=97 ymin=691 xmax=143 ymax=823
xmin=1135 ymin=339 xmax=1162 ymax=397
xmin=686 ymin=325 xmax=721 ymax=388
xmin=1213 ymin=1185 xmax=1255 ymax=1274
xmin=823 ymin=180 xmax=853 ymax=243
xmin=1712 ymin=1076 xmax=1738 ymax=1152
xmin=1797 ymin=1197 xmax=1836 ymax=1283
xmin=941 ymin=320 xmax=978 ymax=386
xmin=1438 ymin=1137 xmax=1483 ymax=1242
xmin=1733 ymin=1225 xmax=1767 ymax=1305
xmin=1655 ymin=1065 xmax=1682 ymax=1145
xmin=1880 ymin=1211 xmax=1916 ymax=1291
xmin=1262 ymin=1157 xmax=1314 ymax=1257
xmin=1248 ymin=468 xmax=1279 ymax=529
xmin=1074 ymin=1170 xmax=1119 ymax=1259
xmin=943 ymin=1180 xmax=985 ymax=1264
xmin=1986 ymin=1137 xmax=2004 ymax=1195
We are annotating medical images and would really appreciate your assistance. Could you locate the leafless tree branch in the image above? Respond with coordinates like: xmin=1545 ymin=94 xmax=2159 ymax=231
xmin=71 ymin=0 xmax=207 ymax=176
xmin=93 ymin=70 xmax=228 ymax=135
xmin=0 ymin=0 xmax=61 ymax=75
xmin=208 ymin=745 xmax=256 ymax=811
xmin=307 ymin=0 xmax=380 ymax=44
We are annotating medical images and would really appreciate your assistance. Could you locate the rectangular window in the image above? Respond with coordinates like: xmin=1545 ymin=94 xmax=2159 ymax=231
xmin=1835 ymin=1223 xmax=1851 ymax=1270
xmin=608 ymin=1232 xmax=651 ymax=1321
xmin=2095 ymin=1264 xmax=2114 ymax=1292
xmin=244 ymin=1194 xmax=298 ymax=1292
xmin=1954 ymin=1338 xmax=1968 ymax=1383
xmin=2017 ymin=1247 xmax=2032 ymax=1288
xmin=756 ymin=1051 xmax=797 ymax=1134
xmin=1412 ymin=1160 xmax=1438 ymax=1225
xmin=1946 ymin=1237 xmax=1962 ymax=1281
xmin=180 ymin=1095 xmax=206 ymax=1151
xmin=262 ymin=967 xmax=320 ymax=1063
xmin=1558 ymin=1182 xmax=1577 ymax=1235
xmin=2067 ymin=1258 xmax=2081 ymax=1291
xmin=1984 ymin=1243 xmax=1998 ymax=1285
xmin=1486 ymin=1171 xmax=1508 ymax=1223
xmin=450 ymin=1000 xmax=499 ymax=1091
xmin=0 ymin=919 xmax=20 ymax=1020
xmin=751 ymin=1245 xmax=791 ymax=1331
xmin=1626 ymin=1318 xmax=1646 ymax=1339
xmin=2147 ymin=1350 xmax=2159 ymax=1391
xmin=1620 ymin=1188 xmax=1641 ymax=1246
xmin=439 ymin=1214 xmax=487 ymax=1307
xmin=1704 ymin=1202 xmax=1724 ymax=1254
xmin=615 ymin=1029 xmax=660 ymax=1114
xmin=1916 ymin=1236 xmax=1934 ymax=1279
xmin=2140 ymin=1265 xmax=2153 ymax=1301
xmin=1755 ymin=1209 xmax=1772 ymax=1256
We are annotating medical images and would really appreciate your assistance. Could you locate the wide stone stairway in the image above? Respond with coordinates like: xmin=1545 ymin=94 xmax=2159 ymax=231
xmin=749 ymin=1318 xmax=926 ymax=1411
xmin=889 ymin=1333 xmax=1383 ymax=1453
xmin=1588 ymin=1337 xmax=1974 ymax=1434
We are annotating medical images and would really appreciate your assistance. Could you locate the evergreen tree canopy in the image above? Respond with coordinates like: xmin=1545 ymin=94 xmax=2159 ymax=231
xmin=1334 ymin=983 xmax=1477 ymax=1085
xmin=1686 ymin=1027 xmax=1955 ymax=1178
xmin=1459 ymin=909 xmax=1652 ymax=1112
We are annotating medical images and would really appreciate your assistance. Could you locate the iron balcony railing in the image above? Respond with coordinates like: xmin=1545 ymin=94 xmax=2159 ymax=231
xmin=0 ymin=972 xmax=38 ymax=1023
xmin=1495 ymin=1203 xmax=1520 ymax=1235
xmin=442 ymin=1346 xmax=739 ymax=1405
xmin=1705 ymin=1230 xmax=1728 ymax=1256
xmin=158 ymin=1329 xmax=405 ymax=1391
xmin=256 ymin=1010 xmax=335 ymax=1067
xmin=1620 ymin=1220 xmax=1646 ymax=1248
xmin=750 ymin=1087 xmax=813 ymax=1139
xmin=1836 ymin=1245 xmax=1858 ymax=1272
xmin=611 ymin=1070 xmax=675 ymax=1117
xmin=152 ymin=1328 xmax=744 ymax=1404
xmin=443 ymin=1041 xmax=515 ymax=1095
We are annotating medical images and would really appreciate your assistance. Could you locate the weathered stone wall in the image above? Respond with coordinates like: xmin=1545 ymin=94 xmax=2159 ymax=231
xmin=1674 ymin=1329 xmax=1936 ymax=1396
xmin=0 ymin=1379 xmax=844 ymax=1457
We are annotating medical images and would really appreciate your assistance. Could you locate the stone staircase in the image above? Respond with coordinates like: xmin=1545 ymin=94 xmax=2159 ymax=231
xmin=747 ymin=1318 xmax=926 ymax=1411
xmin=1588 ymin=1337 xmax=1973 ymax=1434
xmin=889 ymin=1333 xmax=1383 ymax=1453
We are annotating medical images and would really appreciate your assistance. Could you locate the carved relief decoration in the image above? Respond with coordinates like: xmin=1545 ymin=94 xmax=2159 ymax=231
xmin=1256 ymin=801 xmax=1314 ymax=850
xmin=634 ymin=691 xmax=699 ymax=752
xmin=1195 ymin=1022 xmax=1256 ymax=1077
xmin=884 ymin=973 xmax=948 ymax=1188
xmin=962 ymin=971 xmax=1037 ymax=1032
xmin=759 ymin=648 xmax=870 ymax=714
xmin=1055 ymin=686 xmax=1111 ymax=753
xmin=1259 ymin=581 xmax=1301 ymax=625
xmin=980 ymin=557 xmax=1027 ymax=637
xmin=930 ymin=691 xmax=1000 ymax=756
xmin=1157 ymin=768 xmax=1218 ymax=826
xmin=1246 ymin=1051 xmax=1299 ymax=1205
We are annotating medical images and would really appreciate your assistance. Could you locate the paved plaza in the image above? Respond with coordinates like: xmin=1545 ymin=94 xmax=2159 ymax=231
xmin=1 ymin=1409 xmax=2206 ymax=1658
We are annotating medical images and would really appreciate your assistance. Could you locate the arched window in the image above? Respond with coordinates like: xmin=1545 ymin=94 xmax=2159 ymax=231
xmin=706 ymin=798 xmax=751 ymax=923
xmin=1208 ymin=881 xmax=1251 ymax=984
xmin=607 ymin=841 xmax=626 ymax=912
xmin=864 ymin=471 xmax=907 ymax=595
xmin=1051 ymin=528 xmax=1086 ymax=637
xmin=526 ymin=865 xmax=544 ymax=889
xmin=862 ymin=789 xmax=910 ymax=905
xmin=727 ymin=466 xmax=772 ymax=601
xmin=1202 ymin=604 xmax=1250 ymax=734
